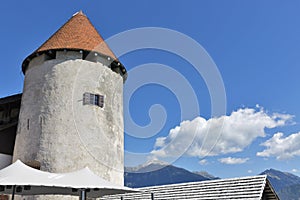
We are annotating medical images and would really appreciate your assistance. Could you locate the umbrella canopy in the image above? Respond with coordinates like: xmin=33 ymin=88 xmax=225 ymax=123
xmin=0 ymin=160 xmax=137 ymax=198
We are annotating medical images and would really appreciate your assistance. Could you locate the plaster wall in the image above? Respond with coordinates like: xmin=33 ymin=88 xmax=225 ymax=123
xmin=13 ymin=51 xmax=124 ymax=186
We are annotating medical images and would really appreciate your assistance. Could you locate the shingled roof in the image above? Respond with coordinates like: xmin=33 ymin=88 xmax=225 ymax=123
xmin=35 ymin=11 xmax=116 ymax=60
xmin=21 ymin=11 xmax=126 ymax=80
xmin=102 ymin=175 xmax=280 ymax=200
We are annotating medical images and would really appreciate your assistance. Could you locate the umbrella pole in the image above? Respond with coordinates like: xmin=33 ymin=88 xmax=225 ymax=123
xmin=79 ymin=189 xmax=86 ymax=200
xmin=11 ymin=185 xmax=16 ymax=200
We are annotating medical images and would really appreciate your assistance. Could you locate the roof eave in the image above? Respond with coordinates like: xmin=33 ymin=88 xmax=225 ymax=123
xmin=21 ymin=49 xmax=127 ymax=82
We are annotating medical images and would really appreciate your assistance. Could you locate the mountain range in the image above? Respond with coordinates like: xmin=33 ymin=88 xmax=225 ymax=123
xmin=260 ymin=168 xmax=300 ymax=200
xmin=125 ymin=161 xmax=300 ymax=200
xmin=124 ymin=160 xmax=213 ymax=188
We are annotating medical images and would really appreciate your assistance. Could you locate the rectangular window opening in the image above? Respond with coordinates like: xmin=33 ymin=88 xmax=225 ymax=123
xmin=83 ymin=93 xmax=104 ymax=108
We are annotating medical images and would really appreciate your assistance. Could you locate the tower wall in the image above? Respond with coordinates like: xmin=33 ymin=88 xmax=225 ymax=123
xmin=13 ymin=51 xmax=124 ymax=185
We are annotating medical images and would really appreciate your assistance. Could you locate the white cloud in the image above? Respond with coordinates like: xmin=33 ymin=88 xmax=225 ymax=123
xmin=257 ymin=132 xmax=300 ymax=160
xmin=248 ymin=170 xmax=253 ymax=173
xmin=199 ymin=159 xmax=208 ymax=165
xmin=218 ymin=157 xmax=249 ymax=164
xmin=292 ymin=169 xmax=298 ymax=173
xmin=151 ymin=107 xmax=293 ymax=158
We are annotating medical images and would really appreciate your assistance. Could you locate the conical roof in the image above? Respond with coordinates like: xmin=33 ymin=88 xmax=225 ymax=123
xmin=22 ymin=11 xmax=127 ymax=80
xmin=35 ymin=11 xmax=116 ymax=59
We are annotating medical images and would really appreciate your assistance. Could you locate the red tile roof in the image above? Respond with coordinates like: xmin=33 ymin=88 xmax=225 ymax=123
xmin=36 ymin=11 xmax=117 ymax=60
xmin=22 ymin=11 xmax=127 ymax=80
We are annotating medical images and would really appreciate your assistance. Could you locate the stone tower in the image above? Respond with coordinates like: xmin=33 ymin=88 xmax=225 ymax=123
xmin=13 ymin=11 xmax=126 ymax=185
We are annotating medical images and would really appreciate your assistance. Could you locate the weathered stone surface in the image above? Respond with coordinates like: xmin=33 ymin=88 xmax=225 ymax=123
xmin=13 ymin=51 xmax=124 ymax=188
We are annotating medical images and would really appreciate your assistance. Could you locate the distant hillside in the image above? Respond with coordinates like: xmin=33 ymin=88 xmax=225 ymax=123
xmin=278 ymin=184 xmax=300 ymax=200
xmin=125 ymin=161 xmax=210 ymax=188
xmin=260 ymin=168 xmax=300 ymax=191
xmin=260 ymin=168 xmax=300 ymax=200
xmin=193 ymin=171 xmax=219 ymax=180
xmin=125 ymin=161 xmax=300 ymax=200
xmin=125 ymin=160 xmax=170 ymax=173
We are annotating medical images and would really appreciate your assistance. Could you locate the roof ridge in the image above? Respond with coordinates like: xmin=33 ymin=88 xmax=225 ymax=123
xmin=73 ymin=10 xmax=85 ymax=16
xmin=140 ymin=175 xmax=267 ymax=189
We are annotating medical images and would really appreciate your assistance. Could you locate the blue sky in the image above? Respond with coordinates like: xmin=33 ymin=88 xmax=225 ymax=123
xmin=1 ymin=1 xmax=300 ymax=178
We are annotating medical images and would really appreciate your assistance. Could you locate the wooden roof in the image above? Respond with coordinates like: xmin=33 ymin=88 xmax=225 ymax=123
xmin=102 ymin=175 xmax=280 ymax=200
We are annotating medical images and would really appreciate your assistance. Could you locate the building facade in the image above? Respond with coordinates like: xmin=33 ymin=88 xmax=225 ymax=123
xmin=12 ymin=11 xmax=127 ymax=186
xmin=0 ymin=94 xmax=21 ymax=169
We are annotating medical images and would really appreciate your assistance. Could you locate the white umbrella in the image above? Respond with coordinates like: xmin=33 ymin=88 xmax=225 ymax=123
xmin=0 ymin=160 xmax=137 ymax=199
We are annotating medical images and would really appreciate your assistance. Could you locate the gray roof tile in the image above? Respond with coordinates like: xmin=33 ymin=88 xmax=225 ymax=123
xmin=101 ymin=175 xmax=280 ymax=200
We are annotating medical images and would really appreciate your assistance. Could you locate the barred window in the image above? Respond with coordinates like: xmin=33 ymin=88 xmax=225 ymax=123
xmin=83 ymin=92 xmax=104 ymax=108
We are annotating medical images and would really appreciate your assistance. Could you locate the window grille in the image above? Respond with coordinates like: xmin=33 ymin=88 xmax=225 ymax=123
xmin=83 ymin=92 xmax=104 ymax=108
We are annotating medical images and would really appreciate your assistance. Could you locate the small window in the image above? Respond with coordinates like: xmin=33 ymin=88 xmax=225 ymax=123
xmin=83 ymin=93 xmax=104 ymax=108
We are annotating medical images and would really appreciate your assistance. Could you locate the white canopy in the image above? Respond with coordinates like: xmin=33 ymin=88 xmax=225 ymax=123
xmin=0 ymin=160 xmax=137 ymax=198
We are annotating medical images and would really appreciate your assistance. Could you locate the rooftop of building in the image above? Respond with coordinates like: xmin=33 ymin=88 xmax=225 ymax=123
xmin=102 ymin=175 xmax=279 ymax=200
xmin=35 ymin=11 xmax=117 ymax=60
xmin=21 ymin=11 xmax=126 ymax=80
